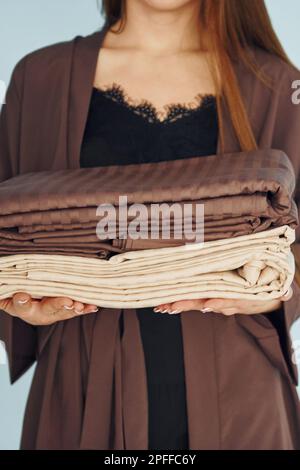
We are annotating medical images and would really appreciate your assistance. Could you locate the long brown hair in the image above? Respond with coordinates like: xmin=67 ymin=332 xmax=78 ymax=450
xmin=101 ymin=0 xmax=293 ymax=151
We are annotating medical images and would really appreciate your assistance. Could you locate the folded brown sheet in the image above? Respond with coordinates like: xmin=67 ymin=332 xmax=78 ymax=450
xmin=0 ymin=149 xmax=297 ymax=258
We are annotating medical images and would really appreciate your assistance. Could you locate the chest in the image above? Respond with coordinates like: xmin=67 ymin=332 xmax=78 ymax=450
xmin=93 ymin=47 xmax=216 ymax=111
xmin=17 ymin=39 xmax=273 ymax=175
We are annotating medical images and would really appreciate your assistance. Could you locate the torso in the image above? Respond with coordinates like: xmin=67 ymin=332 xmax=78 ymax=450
xmin=80 ymin=72 xmax=218 ymax=450
xmin=80 ymin=25 xmax=218 ymax=451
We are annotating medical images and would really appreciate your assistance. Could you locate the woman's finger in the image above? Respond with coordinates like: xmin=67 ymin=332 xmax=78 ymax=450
xmin=202 ymin=298 xmax=238 ymax=311
xmin=71 ymin=301 xmax=86 ymax=314
xmin=40 ymin=297 xmax=75 ymax=316
xmin=154 ymin=296 xmax=287 ymax=316
xmin=0 ymin=298 xmax=14 ymax=315
xmin=154 ymin=299 xmax=207 ymax=314
xmin=82 ymin=304 xmax=99 ymax=314
xmin=40 ymin=298 xmax=98 ymax=319
xmin=280 ymin=287 xmax=293 ymax=301
xmin=1 ymin=294 xmax=100 ymax=326
xmin=11 ymin=293 xmax=34 ymax=318
xmin=218 ymin=307 xmax=239 ymax=316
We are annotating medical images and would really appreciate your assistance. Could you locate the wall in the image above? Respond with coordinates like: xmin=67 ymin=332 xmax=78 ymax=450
xmin=0 ymin=0 xmax=299 ymax=450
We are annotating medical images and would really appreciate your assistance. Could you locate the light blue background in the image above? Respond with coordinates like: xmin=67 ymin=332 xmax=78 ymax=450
xmin=0 ymin=0 xmax=299 ymax=450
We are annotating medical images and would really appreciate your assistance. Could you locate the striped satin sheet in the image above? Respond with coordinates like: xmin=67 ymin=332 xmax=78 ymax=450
xmin=0 ymin=149 xmax=298 ymax=258
xmin=0 ymin=226 xmax=295 ymax=308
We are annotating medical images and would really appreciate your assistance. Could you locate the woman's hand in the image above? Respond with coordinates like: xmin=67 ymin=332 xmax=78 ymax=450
xmin=153 ymin=288 xmax=293 ymax=316
xmin=0 ymin=293 xmax=99 ymax=326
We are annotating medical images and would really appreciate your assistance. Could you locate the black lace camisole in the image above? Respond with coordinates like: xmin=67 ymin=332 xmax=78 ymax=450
xmin=80 ymin=83 xmax=218 ymax=450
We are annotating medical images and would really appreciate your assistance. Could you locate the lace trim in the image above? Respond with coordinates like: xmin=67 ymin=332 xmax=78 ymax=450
xmin=93 ymin=81 xmax=216 ymax=124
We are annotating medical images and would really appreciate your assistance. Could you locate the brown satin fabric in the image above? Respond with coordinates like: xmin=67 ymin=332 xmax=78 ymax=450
xmin=0 ymin=149 xmax=297 ymax=257
xmin=0 ymin=148 xmax=296 ymax=215
xmin=1 ymin=22 xmax=300 ymax=449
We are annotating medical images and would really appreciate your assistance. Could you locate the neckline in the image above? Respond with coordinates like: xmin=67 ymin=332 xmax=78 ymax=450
xmin=92 ymin=82 xmax=216 ymax=125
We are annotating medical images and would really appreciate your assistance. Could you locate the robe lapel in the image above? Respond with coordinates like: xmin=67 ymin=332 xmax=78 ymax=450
xmin=181 ymin=55 xmax=260 ymax=448
xmin=68 ymin=22 xmax=111 ymax=169
xmin=68 ymin=24 xmax=149 ymax=449
xmin=37 ymin=23 xmax=111 ymax=358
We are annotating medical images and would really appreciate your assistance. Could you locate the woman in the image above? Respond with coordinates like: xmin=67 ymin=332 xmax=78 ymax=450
xmin=0 ymin=0 xmax=300 ymax=450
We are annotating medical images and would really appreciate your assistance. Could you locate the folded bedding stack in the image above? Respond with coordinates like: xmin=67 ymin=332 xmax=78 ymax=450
xmin=0 ymin=149 xmax=298 ymax=306
xmin=0 ymin=225 xmax=295 ymax=308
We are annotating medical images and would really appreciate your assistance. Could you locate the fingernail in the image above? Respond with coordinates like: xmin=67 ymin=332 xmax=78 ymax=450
xmin=75 ymin=309 xmax=84 ymax=314
xmin=89 ymin=308 xmax=99 ymax=313
xmin=18 ymin=299 xmax=29 ymax=305
xmin=64 ymin=305 xmax=74 ymax=310
xmin=201 ymin=308 xmax=213 ymax=313
xmin=282 ymin=287 xmax=293 ymax=299
xmin=169 ymin=310 xmax=182 ymax=314
xmin=153 ymin=307 xmax=160 ymax=312
xmin=161 ymin=309 xmax=169 ymax=313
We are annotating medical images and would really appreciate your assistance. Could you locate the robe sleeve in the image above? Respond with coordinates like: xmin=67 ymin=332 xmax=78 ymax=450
xmin=272 ymin=65 xmax=300 ymax=330
xmin=262 ymin=64 xmax=300 ymax=385
xmin=0 ymin=57 xmax=37 ymax=383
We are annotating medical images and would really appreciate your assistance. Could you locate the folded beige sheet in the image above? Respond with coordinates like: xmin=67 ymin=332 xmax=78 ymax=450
xmin=0 ymin=226 xmax=295 ymax=308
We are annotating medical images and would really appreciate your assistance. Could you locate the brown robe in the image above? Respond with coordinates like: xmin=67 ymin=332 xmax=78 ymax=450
xmin=1 ymin=21 xmax=300 ymax=449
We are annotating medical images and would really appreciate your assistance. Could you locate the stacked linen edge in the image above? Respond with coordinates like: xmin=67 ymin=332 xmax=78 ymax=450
xmin=0 ymin=148 xmax=298 ymax=258
xmin=0 ymin=149 xmax=297 ymax=307
xmin=0 ymin=225 xmax=295 ymax=308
